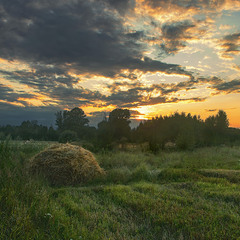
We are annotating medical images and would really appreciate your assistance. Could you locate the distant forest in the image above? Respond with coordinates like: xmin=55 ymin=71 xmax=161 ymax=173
xmin=0 ymin=107 xmax=240 ymax=152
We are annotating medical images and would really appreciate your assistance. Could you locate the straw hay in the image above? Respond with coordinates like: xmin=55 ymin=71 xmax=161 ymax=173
xmin=29 ymin=143 xmax=104 ymax=186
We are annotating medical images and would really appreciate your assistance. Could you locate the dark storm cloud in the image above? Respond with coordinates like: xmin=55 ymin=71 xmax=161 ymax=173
xmin=0 ymin=83 xmax=34 ymax=102
xmin=0 ymin=84 xmax=14 ymax=99
xmin=104 ymin=74 xmax=233 ymax=108
xmin=0 ymin=102 xmax=58 ymax=126
xmin=2 ymin=65 xmax=232 ymax=111
xmin=0 ymin=69 xmax=105 ymax=107
xmin=142 ymin=96 xmax=176 ymax=106
xmin=0 ymin=0 xmax=192 ymax=77
xmin=219 ymin=32 xmax=240 ymax=58
xmin=107 ymin=80 xmax=142 ymax=93
xmin=106 ymin=80 xmax=207 ymax=108
xmin=102 ymin=0 xmax=135 ymax=15
xmin=196 ymin=76 xmax=224 ymax=85
xmin=161 ymin=21 xmax=196 ymax=54
xmin=117 ymin=72 xmax=139 ymax=80
xmin=49 ymin=86 xmax=105 ymax=107
xmin=0 ymin=65 xmax=196 ymax=110
xmin=107 ymin=89 xmax=142 ymax=107
xmin=105 ymin=77 xmax=202 ymax=107
xmin=0 ymin=67 xmax=78 ymax=91
xmin=122 ymin=57 xmax=192 ymax=76
xmin=121 ymin=96 xmax=206 ymax=108
xmin=174 ymin=76 xmax=239 ymax=95
xmin=143 ymin=0 xmax=225 ymax=11
xmin=213 ymin=79 xmax=240 ymax=93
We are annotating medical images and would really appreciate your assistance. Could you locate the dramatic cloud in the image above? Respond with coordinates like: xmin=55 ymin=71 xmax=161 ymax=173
xmin=160 ymin=21 xmax=197 ymax=54
xmin=138 ymin=0 xmax=240 ymax=17
xmin=0 ymin=102 xmax=58 ymax=126
xmin=0 ymin=65 xmax=237 ymax=114
xmin=214 ymin=79 xmax=240 ymax=93
xmin=0 ymin=68 xmax=106 ymax=108
xmin=0 ymin=83 xmax=34 ymax=103
xmin=219 ymin=32 xmax=240 ymax=59
xmin=0 ymin=0 xmax=192 ymax=78
xmin=0 ymin=0 xmax=239 ymax=127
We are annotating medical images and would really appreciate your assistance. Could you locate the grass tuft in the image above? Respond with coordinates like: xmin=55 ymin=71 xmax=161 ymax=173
xmin=1 ymin=142 xmax=240 ymax=239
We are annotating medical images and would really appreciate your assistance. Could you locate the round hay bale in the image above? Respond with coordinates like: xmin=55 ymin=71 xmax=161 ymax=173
xmin=28 ymin=143 xmax=105 ymax=186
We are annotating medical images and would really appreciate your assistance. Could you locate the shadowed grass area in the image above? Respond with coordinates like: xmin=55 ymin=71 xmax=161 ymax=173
xmin=1 ymin=141 xmax=240 ymax=239
xmin=97 ymin=146 xmax=240 ymax=170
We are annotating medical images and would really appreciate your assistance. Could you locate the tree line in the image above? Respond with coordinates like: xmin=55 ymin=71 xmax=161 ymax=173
xmin=0 ymin=107 xmax=239 ymax=151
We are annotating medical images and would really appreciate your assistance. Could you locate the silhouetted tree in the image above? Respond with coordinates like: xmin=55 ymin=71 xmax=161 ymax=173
xmin=109 ymin=109 xmax=130 ymax=122
xmin=204 ymin=110 xmax=229 ymax=145
xmin=55 ymin=107 xmax=89 ymax=140
xmin=134 ymin=112 xmax=205 ymax=151
xmin=216 ymin=110 xmax=229 ymax=131
xmin=0 ymin=108 xmax=238 ymax=150
xmin=0 ymin=120 xmax=59 ymax=141
xmin=56 ymin=108 xmax=89 ymax=131
xmin=97 ymin=119 xmax=113 ymax=148
xmin=108 ymin=109 xmax=131 ymax=141
xmin=96 ymin=108 xmax=131 ymax=148
xmin=47 ymin=126 xmax=59 ymax=141
xmin=55 ymin=111 xmax=65 ymax=130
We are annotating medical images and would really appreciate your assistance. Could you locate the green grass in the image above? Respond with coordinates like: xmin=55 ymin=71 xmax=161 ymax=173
xmin=98 ymin=146 xmax=240 ymax=170
xmin=1 ymin=141 xmax=240 ymax=239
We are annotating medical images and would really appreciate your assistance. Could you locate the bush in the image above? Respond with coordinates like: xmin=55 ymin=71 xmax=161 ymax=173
xmin=176 ymin=131 xmax=195 ymax=150
xmin=0 ymin=137 xmax=12 ymax=170
xmin=132 ymin=163 xmax=151 ymax=181
xmin=0 ymin=132 xmax=5 ymax=140
xmin=58 ymin=130 xmax=78 ymax=143
xmin=81 ymin=141 xmax=98 ymax=153
xmin=106 ymin=167 xmax=132 ymax=184
xmin=149 ymin=139 xmax=160 ymax=154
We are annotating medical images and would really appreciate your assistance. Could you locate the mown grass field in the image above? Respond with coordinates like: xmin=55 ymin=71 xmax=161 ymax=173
xmin=1 ymin=140 xmax=240 ymax=239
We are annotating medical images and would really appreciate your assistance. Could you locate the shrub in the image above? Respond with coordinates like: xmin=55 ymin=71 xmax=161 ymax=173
xmin=176 ymin=131 xmax=195 ymax=150
xmin=131 ymin=163 xmax=151 ymax=181
xmin=106 ymin=167 xmax=132 ymax=184
xmin=149 ymin=139 xmax=160 ymax=154
xmin=0 ymin=137 xmax=12 ymax=169
xmin=58 ymin=130 xmax=78 ymax=143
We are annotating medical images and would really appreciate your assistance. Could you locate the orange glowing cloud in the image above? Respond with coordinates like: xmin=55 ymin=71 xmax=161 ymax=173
xmin=217 ymin=32 xmax=240 ymax=59
xmin=0 ymin=58 xmax=32 ymax=72
xmin=135 ymin=0 xmax=199 ymax=23
xmin=0 ymin=99 xmax=25 ymax=107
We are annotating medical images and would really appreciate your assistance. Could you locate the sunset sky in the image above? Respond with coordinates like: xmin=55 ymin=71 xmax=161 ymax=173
xmin=0 ymin=0 xmax=240 ymax=127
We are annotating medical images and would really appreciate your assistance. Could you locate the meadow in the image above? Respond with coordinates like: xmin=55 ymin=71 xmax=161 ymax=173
xmin=1 ymin=140 xmax=240 ymax=239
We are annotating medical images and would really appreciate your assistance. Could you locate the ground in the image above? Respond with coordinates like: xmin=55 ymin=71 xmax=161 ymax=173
xmin=1 ymin=141 xmax=240 ymax=239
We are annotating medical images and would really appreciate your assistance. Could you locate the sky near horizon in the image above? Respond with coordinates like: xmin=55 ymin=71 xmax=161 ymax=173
xmin=0 ymin=0 xmax=240 ymax=127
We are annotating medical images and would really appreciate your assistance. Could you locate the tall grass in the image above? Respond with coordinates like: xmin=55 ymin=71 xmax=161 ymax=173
xmin=1 ymin=141 xmax=240 ymax=239
xmin=0 ymin=140 xmax=52 ymax=239
xmin=97 ymin=146 xmax=240 ymax=171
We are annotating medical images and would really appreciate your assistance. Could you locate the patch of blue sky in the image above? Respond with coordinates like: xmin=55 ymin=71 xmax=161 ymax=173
xmin=216 ymin=10 xmax=240 ymax=32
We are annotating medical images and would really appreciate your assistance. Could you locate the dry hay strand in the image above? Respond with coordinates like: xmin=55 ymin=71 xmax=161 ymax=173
xmin=28 ymin=143 xmax=105 ymax=186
